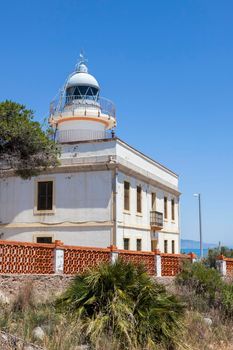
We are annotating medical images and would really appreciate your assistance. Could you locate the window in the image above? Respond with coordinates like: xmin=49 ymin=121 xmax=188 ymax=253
xmin=151 ymin=192 xmax=156 ymax=210
xmin=171 ymin=199 xmax=175 ymax=221
xmin=172 ymin=240 xmax=175 ymax=254
xmin=164 ymin=240 xmax=168 ymax=253
xmin=124 ymin=238 xmax=130 ymax=250
xmin=164 ymin=196 xmax=168 ymax=219
xmin=36 ymin=237 xmax=53 ymax=244
xmin=124 ymin=181 xmax=130 ymax=211
xmin=37 ymin=181 xmax=53 ymax=211
xmin=136 ymin=239 xmax=142 ymax=251
xmin=137 ymin=186 xmax=142 ymax=213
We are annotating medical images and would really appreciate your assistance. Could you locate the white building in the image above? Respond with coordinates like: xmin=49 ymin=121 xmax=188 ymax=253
xmin=0 ymin=56 xmax=180 ymax=253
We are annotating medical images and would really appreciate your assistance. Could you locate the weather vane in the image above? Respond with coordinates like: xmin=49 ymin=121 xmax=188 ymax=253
xmin=75 ymin=49 xmax=88 ymax=71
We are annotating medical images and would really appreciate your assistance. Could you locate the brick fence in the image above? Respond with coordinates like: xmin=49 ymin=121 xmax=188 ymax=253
xmin=217 ymin=255 xmax=233 ymax=276
xmin=0 ymin=240 xmax=196 ymax=277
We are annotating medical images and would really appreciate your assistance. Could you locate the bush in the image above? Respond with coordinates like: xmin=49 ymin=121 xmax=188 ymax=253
xmin=57 ymin=260 xmax=185 ymax=350
xmin=205 ymin=246 xmax=233 ymax=269
xmin=176 ymin=261 xmax=233 ymax=319
xmin=176 ymin=262 xmax=223 ymax=305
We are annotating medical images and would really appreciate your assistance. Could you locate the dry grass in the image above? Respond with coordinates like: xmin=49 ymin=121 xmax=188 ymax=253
xmin=1 ymin=279 xmax=233 ymax=350
xmin=175 ymin=281 xmax=233 ymax=350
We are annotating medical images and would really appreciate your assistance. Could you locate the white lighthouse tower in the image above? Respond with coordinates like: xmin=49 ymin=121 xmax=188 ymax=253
xmin=49 ymin=54 xmax=116 ymax=142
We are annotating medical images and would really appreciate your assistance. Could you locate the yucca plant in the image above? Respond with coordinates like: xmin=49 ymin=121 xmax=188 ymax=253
xmin=57 ymin=260 xmax=185 ymax=349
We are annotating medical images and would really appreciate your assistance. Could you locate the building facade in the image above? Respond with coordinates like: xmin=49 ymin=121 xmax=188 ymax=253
xmin=0 ymin=56 xmax=180 ymax=253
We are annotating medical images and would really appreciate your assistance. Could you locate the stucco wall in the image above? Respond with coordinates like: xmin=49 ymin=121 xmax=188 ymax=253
xmin=157 ymin=232 xmax=180 ymax=254
xmin=2 ymin=227 xmax=112 ymax=247
xmin=0 ymin=170 xmax=112 ymax=224
xmin=116 ymin=171 xmax=180 ymax=252
xmin=116 ymin=140 xmax=178 ymax=188
xmin=61 ymin=139 xmax=116 ymax=159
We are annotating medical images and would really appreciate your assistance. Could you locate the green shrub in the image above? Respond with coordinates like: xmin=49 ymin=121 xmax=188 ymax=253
xmin=57 ymin=260 xmax=185 ymax=350
xmin=176 ymin=261 xmax=233 ymax=319
xmin=221 ymin=284 xmax=233 ymax=318
xmin=176 ymin=262 xmax=223 ymax=305
xmin=205 ymin=246 xmax=233 ymax=268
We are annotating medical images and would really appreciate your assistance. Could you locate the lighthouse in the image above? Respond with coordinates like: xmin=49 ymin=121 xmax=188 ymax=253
xmin=49 ymin=54 xmax=116 ymax=143
xmin=0 ymin=54 xmax=181 ymax=254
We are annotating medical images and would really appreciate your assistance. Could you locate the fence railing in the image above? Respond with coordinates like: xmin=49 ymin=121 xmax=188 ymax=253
xmin=56 ymin=129 xmax=112 ymax=143
xmin=50 ymin=95 xmax=116 ymax=119
xmin=0 ymin=240 xmax=196 ymax=276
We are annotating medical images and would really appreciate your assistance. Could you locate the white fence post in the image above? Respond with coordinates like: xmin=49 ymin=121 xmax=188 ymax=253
xmin=216 ymin=255 xmax=227 ymax=276
xmin=108 ymin=245 xmax=119 ymax=264
xmin=188 ymin=252 xmax=197 ymax=264
xmin=54 ymin=240 xmax=64 ymax=274
xmin=154 ymin=249 xmax=161 ymax=277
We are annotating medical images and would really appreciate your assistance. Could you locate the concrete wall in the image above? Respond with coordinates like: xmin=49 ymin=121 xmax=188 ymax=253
xmin=61 ymin=139 xmax=116 ymax=159
xmin=2 ymin=227 xmax=111 ymax=247
xmin=116 ymin=171 xmax=180 ymax=253
xmin=0 ymin=170 xmax=112 ymax=247
xmin=0 ymin=170 xmax=112 ymax=224
xmin=116 ymin=140 xmax=178 ymax=189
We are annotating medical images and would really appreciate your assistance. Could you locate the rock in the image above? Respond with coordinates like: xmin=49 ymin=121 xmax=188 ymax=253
xmin=23 ymin=346 xmax=37 ymax=350
xmin=74 ymin=346 xmax=89 ymax=350
xmin=0 ymin=333 xmax=8 ymax=342
xmin=32 ymin=326 xmax=45 ymax=341
xmin=0 ymin=290 xmax=10 ymax=305
xmin=203 ymin=317 xmax=212 ymax=326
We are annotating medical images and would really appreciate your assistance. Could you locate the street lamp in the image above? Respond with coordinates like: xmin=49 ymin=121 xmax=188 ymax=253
xmin=193 ymin=193 xmax=203 ymax=259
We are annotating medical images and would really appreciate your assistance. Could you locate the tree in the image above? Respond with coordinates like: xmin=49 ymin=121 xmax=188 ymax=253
xmin=57 ymin=260 xmax=185 ymax=349
xmin=0 ymin=100 xmax=59 ymax=179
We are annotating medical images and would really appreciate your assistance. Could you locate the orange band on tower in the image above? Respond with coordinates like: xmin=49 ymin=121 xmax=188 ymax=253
xmin=57 ymin=117 xmax=109 ymax=127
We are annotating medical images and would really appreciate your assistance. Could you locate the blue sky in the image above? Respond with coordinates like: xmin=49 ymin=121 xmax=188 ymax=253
xmin=0 ymin=0 xmax=233 ymax=245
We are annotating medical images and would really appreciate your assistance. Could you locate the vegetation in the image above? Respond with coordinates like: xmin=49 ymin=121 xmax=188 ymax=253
xmin=176 ymin=261 xmax=233 ymax=319
xmin=0 ymin=100 xmax=59 ymax=179
xmin=57 ymin=260 xmax=185 ymax=349
xmin=1 ymin=261 xmax=233 ymax=349
xmin=205 ymin=246 xmax=233 ymax=268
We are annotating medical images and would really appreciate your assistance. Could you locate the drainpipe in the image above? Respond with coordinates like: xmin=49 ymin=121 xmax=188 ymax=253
xmin=178 ymin=196 xmax=181 ymax=254
xmin=111 ymin=166 xmax=118 ymax=246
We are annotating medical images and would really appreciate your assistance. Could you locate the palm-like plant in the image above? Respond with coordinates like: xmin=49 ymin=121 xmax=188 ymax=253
xmin=57 ymin=260 xmax=185 ymax=349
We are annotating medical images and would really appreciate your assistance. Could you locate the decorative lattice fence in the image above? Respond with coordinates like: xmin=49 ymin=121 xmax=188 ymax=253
xmin=63 ymin=246 xmax=111 ymax=274
xmin=0 ymin=240 xmax=195 ymax=276
xmin=161 ymin=253 xmax=191 ymax=276
xmin=118 ymin=250 xmax=156 ymax=275
xmin=0 ymin=241 xmax=54 ymax=274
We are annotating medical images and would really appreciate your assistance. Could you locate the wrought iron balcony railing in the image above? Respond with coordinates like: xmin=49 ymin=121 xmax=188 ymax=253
xmin=150 ymin=211 xmax=163 ymax=229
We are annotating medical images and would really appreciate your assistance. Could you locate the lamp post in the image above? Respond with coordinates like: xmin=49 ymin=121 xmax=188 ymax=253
xmin=193 ymin=193 xmax=203 ymax=259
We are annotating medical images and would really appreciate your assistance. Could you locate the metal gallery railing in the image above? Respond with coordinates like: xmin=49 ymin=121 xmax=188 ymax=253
xmin=50 ymin=94 xmax=116 ymax=119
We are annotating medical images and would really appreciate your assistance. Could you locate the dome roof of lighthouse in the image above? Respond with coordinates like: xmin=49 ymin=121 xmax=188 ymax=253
xmin=67 ymin=72 xmax=99 ymax=89
xmin=66 ymin=53 xmax=99 ymax=90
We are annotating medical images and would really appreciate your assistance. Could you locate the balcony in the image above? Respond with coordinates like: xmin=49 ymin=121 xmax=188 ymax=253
xmin=150 ymin=211 xmax=163 ymax=230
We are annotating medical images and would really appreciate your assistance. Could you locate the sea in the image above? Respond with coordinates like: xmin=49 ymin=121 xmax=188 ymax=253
xmin=180 ymin=248 xmax=209 ymax=258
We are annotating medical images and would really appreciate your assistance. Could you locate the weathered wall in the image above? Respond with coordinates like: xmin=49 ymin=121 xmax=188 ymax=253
xmin=2 ymin=227 xmax=111 ymax=247
xmin=116 ymin=171 xmax=179 ymax=253
xmin=0 ymin=274 xmax=73 ymax=303
xmin=0 ymin=170 xmax=112 ymax=224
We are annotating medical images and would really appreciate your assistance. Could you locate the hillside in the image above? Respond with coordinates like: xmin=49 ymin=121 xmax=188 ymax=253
xmin=181 ymin=239 xmax=217 ymax=249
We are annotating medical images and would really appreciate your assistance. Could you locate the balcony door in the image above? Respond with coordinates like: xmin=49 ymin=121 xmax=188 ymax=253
xmin=151 ymin=239 xmax=158 ymax=251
